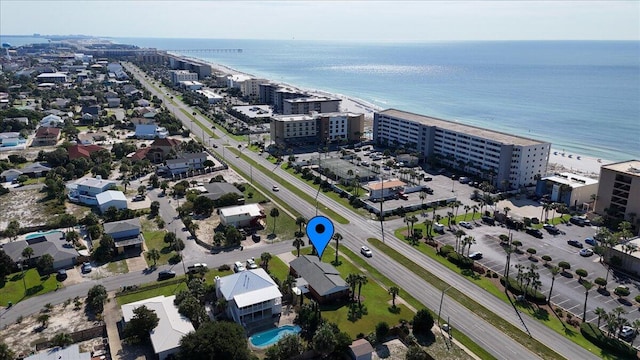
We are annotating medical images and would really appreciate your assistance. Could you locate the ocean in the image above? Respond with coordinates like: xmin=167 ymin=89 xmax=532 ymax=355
xmin=3 ymin=36 xmax=639 ymax=161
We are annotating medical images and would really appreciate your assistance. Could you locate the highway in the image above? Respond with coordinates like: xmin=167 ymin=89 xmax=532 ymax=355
xmin=0 ymin=63 xmax=600 ymax=360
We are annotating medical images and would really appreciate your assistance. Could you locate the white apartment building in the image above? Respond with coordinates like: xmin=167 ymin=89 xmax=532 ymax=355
xmin=227 ymin=75 xmax=268 ymax=98
xmin=169 ymin=70 xmax=198 ymax=85
xmin=374 ymin=109 xmax=551 ymax=189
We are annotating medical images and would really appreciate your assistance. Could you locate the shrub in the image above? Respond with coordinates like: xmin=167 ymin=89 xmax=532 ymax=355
xmin=168 ymin=253 xmax=182 ymax=265
xmin=614 ymin=286 xmax=630 ymax=297
xmin=541 ymin=255 xmax=552 ymax=263
xmin=218 ymin=264 xmax=231 ymax=271
xmin=567 ymin=318 xmax=581 ymax=327
xmin=575 ymin=269 xmax=588 ymax=279
xmin=439 ymin=245 xmax=455 ymax=257
xmin=558 ymin=261 xmax=571 ymax=271
xmin=412 ymin=309 xmax=435 ymax=335
xmin=500 ymin=276 xmax=546 ymax=303
xmin=526 ymin=248 xmax=537 ymax=256
xmin=375 ymin=322 xmax=389 ymax=343
xmin=594 ymin=277 xmax=607 ymax=287
xmin=580 ymin=323 xmax=637 ymax=358
xmin=446 ymin=252 xmax=473 ymax=269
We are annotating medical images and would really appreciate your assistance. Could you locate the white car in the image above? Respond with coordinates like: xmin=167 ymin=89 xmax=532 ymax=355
xmin=272 ymin=185 xmax=280 ymax=191
xmin=360 ymin=246 xmax=373 ymax=257
xmin=469 ymin=252 xmax=483 ymax=260
xmin=246 ymin=258 xmax=258 ymax=269
xmin=459 ymin=221 xmax=473 ymax=229
xmin=579 ymin=248 xmax=594 ymax=257
xmin=234 ymin=261 xmax=246 ymax=273
xmin=620 ymin=326 xmax=635 ymax=340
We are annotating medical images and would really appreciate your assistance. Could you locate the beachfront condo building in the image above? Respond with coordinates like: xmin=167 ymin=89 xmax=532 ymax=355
xmin=594 ymin=160 xmax=640 ymax=230
xmin=282 ymin=96 xmax=341 ymax=115
xmin=259 ymin=83 xmax=310 ymax=113
xmin=373 ymin=109 xmax=551 ymax=189
xmin=169 ymin=70 xmax=198 ymax=85
xmin=227 ymin=74 xmax=269 ymax=98
xmin=271 ymin=112 xmax=364 ymax=146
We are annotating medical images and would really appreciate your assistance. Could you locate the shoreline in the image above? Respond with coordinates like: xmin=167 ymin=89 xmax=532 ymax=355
xmin=171 ymin=52 xmax=614 ymax=177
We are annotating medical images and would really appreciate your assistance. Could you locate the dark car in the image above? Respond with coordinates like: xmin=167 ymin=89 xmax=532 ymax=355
xmin=525 ymin=228 xmax=543 ymax=238
xmin=585 ymin=237 xmax=597 ymax=246
xmin=158 ymin=270 xmax=176 ymax=280
xmin=542 ymin=223 xmax=560 ymax=234
xmin=481 ymin=216 xmax=495 ymax=225
xmin=567 ymin=240 xmax=584 ymax=248
xmin=56 ymin=269 xmax=67 ymax=281
xmin=252 ymin=233 xmax=261 ymax=242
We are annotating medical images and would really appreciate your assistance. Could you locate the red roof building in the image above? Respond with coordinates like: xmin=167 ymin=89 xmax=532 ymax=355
xmin=68 ymin=144 xmax=105 ymax=160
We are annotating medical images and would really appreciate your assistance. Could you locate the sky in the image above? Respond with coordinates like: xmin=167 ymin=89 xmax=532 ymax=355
xmin=1 ymin=1 xmax=639 ymax=41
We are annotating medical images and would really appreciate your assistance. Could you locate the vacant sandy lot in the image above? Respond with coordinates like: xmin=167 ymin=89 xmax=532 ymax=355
xmin=0 ymin=188 xmax=49 ymax=231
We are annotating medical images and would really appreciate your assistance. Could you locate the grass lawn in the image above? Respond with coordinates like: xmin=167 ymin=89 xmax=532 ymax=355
xmin=143 ymin=230 xmax=175 ymax=266
xmin=296 ymin=247 xmax=411 ymax=338
xmin=106 ymin=259 xmax=129 ymax=274
xmin=267 ymin=256 xmax=290 ymax=282
xmin=22 ymin=178 xmax=45 ymax=185
xmin=228 ymin=147 xmax=348 ymax=224
xmin=0 ymin=268 xmax=59 ymax=306
xmin=260 ymin=202 xmax=298 ymax=241
xmin=242 ymin=184 xmax=268 ymax=204
xmin=117 ymin=280 xmax=188 ymax=305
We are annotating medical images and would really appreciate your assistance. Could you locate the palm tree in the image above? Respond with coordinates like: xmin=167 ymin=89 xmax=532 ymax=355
xmin=122 ymin=178 xmax=130 ymax=192
xmin=406 ymin=215 xmax=418 ymax=238
xmin=356 ymin=274 xmax=368 ymax=306
xmin=145 ymin=248 xmax=161 ymax=267
xmin=346 ymin=273 xmax=359 ymax=302
xmin=463 ymin=236 xmax=476 ymax=257
xmin=447 ymin=211 xmax=454 ymax=230
xmin=463 ymin=205 xmax=470 ymax=220
xmin=333 ymin=233 xmax=343 ymax=264
xmin=454 ymin=229 xmax=466 ymax=254
xmin=548 ymin=266 xmax=561 ymax=305
xmin=389 ymin=286 xmax=400 ymax=308
xmin=471 ymin=204 xmax=479 ymax=220
xmin=419 ymin=191 xmax=426 ymax=210
xmin=270 ymin=208 xmax=280 ymax=234
xmin=292 ymin=237 xmax=305 ymax=257
xmin=21 ymin=247 xmax=34 ymax=266
xmin=295 ymin=216 xmax=307 ymax=236
xmin=582 ymin=280 xmax=593 ymax=321
xmin=423 ymin=219 xmax=433 ymax=240
xmin=504 ymin=206 xmax=511 ymax=218
xmin=260 ymin=252 xmax=272 ymax=272
xmin=594 ymin=307 xmax=607 ymax=328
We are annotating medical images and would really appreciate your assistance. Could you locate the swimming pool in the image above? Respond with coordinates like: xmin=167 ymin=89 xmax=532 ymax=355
xmin=249 ymin=325 xmax=301 ymax=348
xmin=25 ymin=230 xmax=63 ymax=240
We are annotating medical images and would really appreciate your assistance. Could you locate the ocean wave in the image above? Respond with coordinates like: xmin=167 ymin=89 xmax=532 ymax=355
xmin=316 ymin=64 xmax=457 ymax=76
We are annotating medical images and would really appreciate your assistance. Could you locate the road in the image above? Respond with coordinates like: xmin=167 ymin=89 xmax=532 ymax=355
xmin=1 ymin=63 xmax=600 ymax=360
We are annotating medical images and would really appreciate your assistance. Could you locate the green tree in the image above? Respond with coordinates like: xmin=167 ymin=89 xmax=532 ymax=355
xmin=594 ymin=307 xmax=607 ymax=328
xmin=295 ymin=216 xmax=307 ymax=236
xmin=270 ymin=207 xmax=280 ymax=234
xmin=412 ymin=309 xmax=435 ymax=335
xmin=0 ymin=342 xmax=15 ymax=360
xmin=21 ymin=246 xmax=34 ymax=265
xmin=122 ymin=178 xmax=130 ymax=192
xmin=265 ymin=334 xmax=304 ymax=360
xmin=145 ymin=249 xmax=161 ymax=267
xmin=293 ymin=301 xmax=322 ymax=340
xmin=124 ymin=305 xmax=159 ymax=342
xmin=333 ymin=232 xmax=343 ymax=264
xmin=345 ymin=273 xmax=359 ymax=302
xmin=582 ymin=281 xmax=594 ymax=322
xmin=389 ymin=286 xmax=400 ymax=308
xmin=36 ymin=253 xmax=54 ymax=274
xmin=312 ymin=322 xmax=337 ymax=358
xmin=376 ymin=321 xmax=390 ymax=343
xmin=150 ymin=201 xmax=160 ymax=216
xmin=87 ymin=285 xmax=108 ymax=314
xmin=5 ymin=219 xmax=20 ymax=241
xmin=178 ymin=321 xmax=251 ymax=360
xmin=37 ymin=314 xmax=50 ymax=328
xmin=356 ymin=274 xmax=368 ymax=306
xmin=548 ymin=266 xmax=561 ymax=305
xmin=51 ymin=332 xmax=74 ymax=347
xmin=176 ymin=294 xmax=207 ymax=329
xmin=261 ymin=252 xmax=272 ymax=272
xmin=65 ymin=231 xmax=80 ymax=245
xmin=406 ymin=345 xmax=428 ymax=360
xmin=137 ymin=185 xmax=146 ymax=196
xmin=292 ymin=237 xmax=305 ymax=257
xmin=0 ymin=250 xmax=15 ymax=279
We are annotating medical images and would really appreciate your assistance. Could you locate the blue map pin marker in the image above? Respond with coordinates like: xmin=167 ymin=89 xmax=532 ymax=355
xmin=306 ymin=216 xmax=334 ymax=259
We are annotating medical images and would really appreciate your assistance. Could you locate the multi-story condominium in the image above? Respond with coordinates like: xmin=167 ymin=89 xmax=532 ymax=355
xmin=271 ymin=112 xmax=364 ymax=146
xmin=595 ymin=160 xmax=640 ymax=228
xmin=227 ymin=74 xmax=268 ymax=98
xmin=259 ymin=83 xmax=309 ymax=113
xmin=168 ymin=56 xmax=212 ymax=79
xmin=282 ymin=96 xmax=341 ymax=115
xmin=169 ymin=70 xmax=198 ymax=85
xmin=373 ymin=109 xmax=551 ymax=189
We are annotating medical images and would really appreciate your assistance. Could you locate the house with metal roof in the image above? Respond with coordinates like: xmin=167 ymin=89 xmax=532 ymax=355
xmin=219 ymin=204 xmax=264 ymax=228
xmin=215 ymin=268 xmax=282 ymax=328
xmin=165 ymin=152 xmax=207 ymax=175
xmin=66 ymin=176 xmax=117 ymax=205
xmin=122 ymin=295 xmax=194 ymax=360
xmin=96 ymin=190 xmax=127 ymax=213
xmin=24 ymin=344 xmax=90 ymax=360
xmin=103 ymin=218 xmax=144 ymax=253
xmin=289 ymin=255 xmax=349 ymax=303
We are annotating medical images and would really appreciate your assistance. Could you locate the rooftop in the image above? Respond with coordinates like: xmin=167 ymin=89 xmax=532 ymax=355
xmin=542 ymin=172 xmax=598 ymax=187
xmin=366 ymin=179 xmax=406 ymax=191
xmin=74 ymin=176 xmax=116 ymax=189
xmin=284 ymin=96 xmax=340 ymax=104
xmin=103 ymin=218 xmax=141 ymax=235
xmin=217 ymin=268 xmax=282 ymax=308
xmin=96 ymin=190 xmax=127 ymax=204
xmin=601 ymin=160 xmax=640 ymax=177
xmin=219 ymin=203 xmax=263 ymax=218
xmin=272 ymin=114 xmax=316 ymax=122
xmin=289 ymin=255 xmax=348 ymax=296
xmin=378 ymin=108 xmax=548 ymax=147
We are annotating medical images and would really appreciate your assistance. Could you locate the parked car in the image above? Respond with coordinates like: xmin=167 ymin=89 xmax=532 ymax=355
xmin=469 ymin=252 xmax=483 ymax=260
xmin=567 ymin=240 xmax=584 ymax=248
xmin=620 ymin=326 xmax=636 ymax=340
xmin=81 ymin=262 xmax=92 ymax=273
xmin=187 ymin=263 xmax=208 ymax=273
xmin=459 ymin=221 xmax=473 ymax=229
xmin=542 ymin=223 xmax=560 ymax=234
xmin=360 ymin=246 xmax=373 ymax=257
xmin=252 ymin=233 xmax=261 ymax=242
xmin=584 ymin=237 xmax=597 ymax=246
xmin=246 ymin=258 xmax=258 ymax=269
xmin=579 ymin=248 xmax=594 ymax=257
xmin=56 ymin=269 xmax=67 ymax=281
xmin=133 ymin=194 xmax=145 ymax=201
xmin=234 ymin=261 xmax=246 ymax=273
xmin=481 ymin=216 xmax=495 ymax=225
xmin=158 ymin=270 xmax=176 ymax=280
xmin=525 ymin=228 xmax=543 ymax=238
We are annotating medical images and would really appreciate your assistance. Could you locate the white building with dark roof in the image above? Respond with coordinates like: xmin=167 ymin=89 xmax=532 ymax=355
xmin=122 ymin=295 xmax=194 ymax=360
xmin=215 ymin=268 xmax=282 ymax=327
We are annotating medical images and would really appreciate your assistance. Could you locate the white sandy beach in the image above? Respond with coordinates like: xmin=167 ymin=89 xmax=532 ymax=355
xmin=175 ymin=53 xmax=615 ymax=178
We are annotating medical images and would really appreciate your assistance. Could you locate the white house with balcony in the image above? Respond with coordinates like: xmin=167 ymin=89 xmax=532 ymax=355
xmin=215 ymin=268 xmax=282 ymax=328
xmin=165 ymin=152 xmax=207 ymax=175
xmin=66 ymin=176 xmax=117 ymax=205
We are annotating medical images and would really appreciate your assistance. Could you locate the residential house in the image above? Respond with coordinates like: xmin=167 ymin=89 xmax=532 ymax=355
xmin=77 ymin=131 xmax=107 ymax=145
xmin=201 ymin=182 xmax=244 ymax=203
xmin=349 ymin=339 xmax=374 ymax=360
xmin=136 ymin=99 xmax=150 ymax=107
xmin=96 ymin=190 xmax=127 ymax=213
xmin=289 ymin=255 xmax=349 ymax=303
xmin=107 ymin=97 xmax=121 ymax=108
xmin=0 ymin=132 xmax=21 ymax=147
xmin=103 ymin=218 xmax=144 ymax=253
xmin=131 ymin=137 xmax=181 ymax=163
xmin=68 ymin=144 xmax=105 ymax=160
xmin=165 ymin=152 xmax=207 ymax=175
xmin=219 ymin=204 xmax=265 ymax=228
xmin=39 ymin=114 xmax=63 ymax=128
xmin=32 ymin=127 xmax=61 ymax=146
xmin=122 ymin=295 xmax=194 ymax=360
xmin=215 ymin=268 xmax=283 ymax=327
xmin=24 ymin=344 xmax=91 ymax=360
xmin=0 ymin=168 xmax=22 ymax=182
xmin=2 ymin=117 xmax=29 ymax=125
xmin=50 ymin=98 xmax=70 ymax=109
xmin=1 ymin=232 xmax=78 ymax=271
xmin=20 ymin=163 xmax=52 ymax=178
xmin=135 ymin=124 xmax=168 ymax=139
xmin=80 ymin=104 xmax=101 ymax=122
xmin=36 ymin=72 xmax=67 ymax=83
xmin=66 ymin=176 xmax=117 ymax=205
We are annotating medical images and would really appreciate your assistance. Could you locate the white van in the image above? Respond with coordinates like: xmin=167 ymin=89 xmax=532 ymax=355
xmin=433 ymin=223 xmax=445 ymax=232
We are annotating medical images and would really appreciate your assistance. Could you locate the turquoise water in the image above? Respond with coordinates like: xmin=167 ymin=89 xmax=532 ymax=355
xmin=25 ymin=230 xmax=63 ymax=240
xmin=249 ymin=325 xmax=301 ymax=348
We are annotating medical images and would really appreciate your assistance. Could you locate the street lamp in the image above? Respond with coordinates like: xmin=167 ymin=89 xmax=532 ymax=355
xmin=17 ymin=257 xmax=26 ymax=295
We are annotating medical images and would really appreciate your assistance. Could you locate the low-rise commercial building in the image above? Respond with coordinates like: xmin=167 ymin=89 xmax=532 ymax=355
xmin=535 ymin=172 xmax=598 ymax=209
